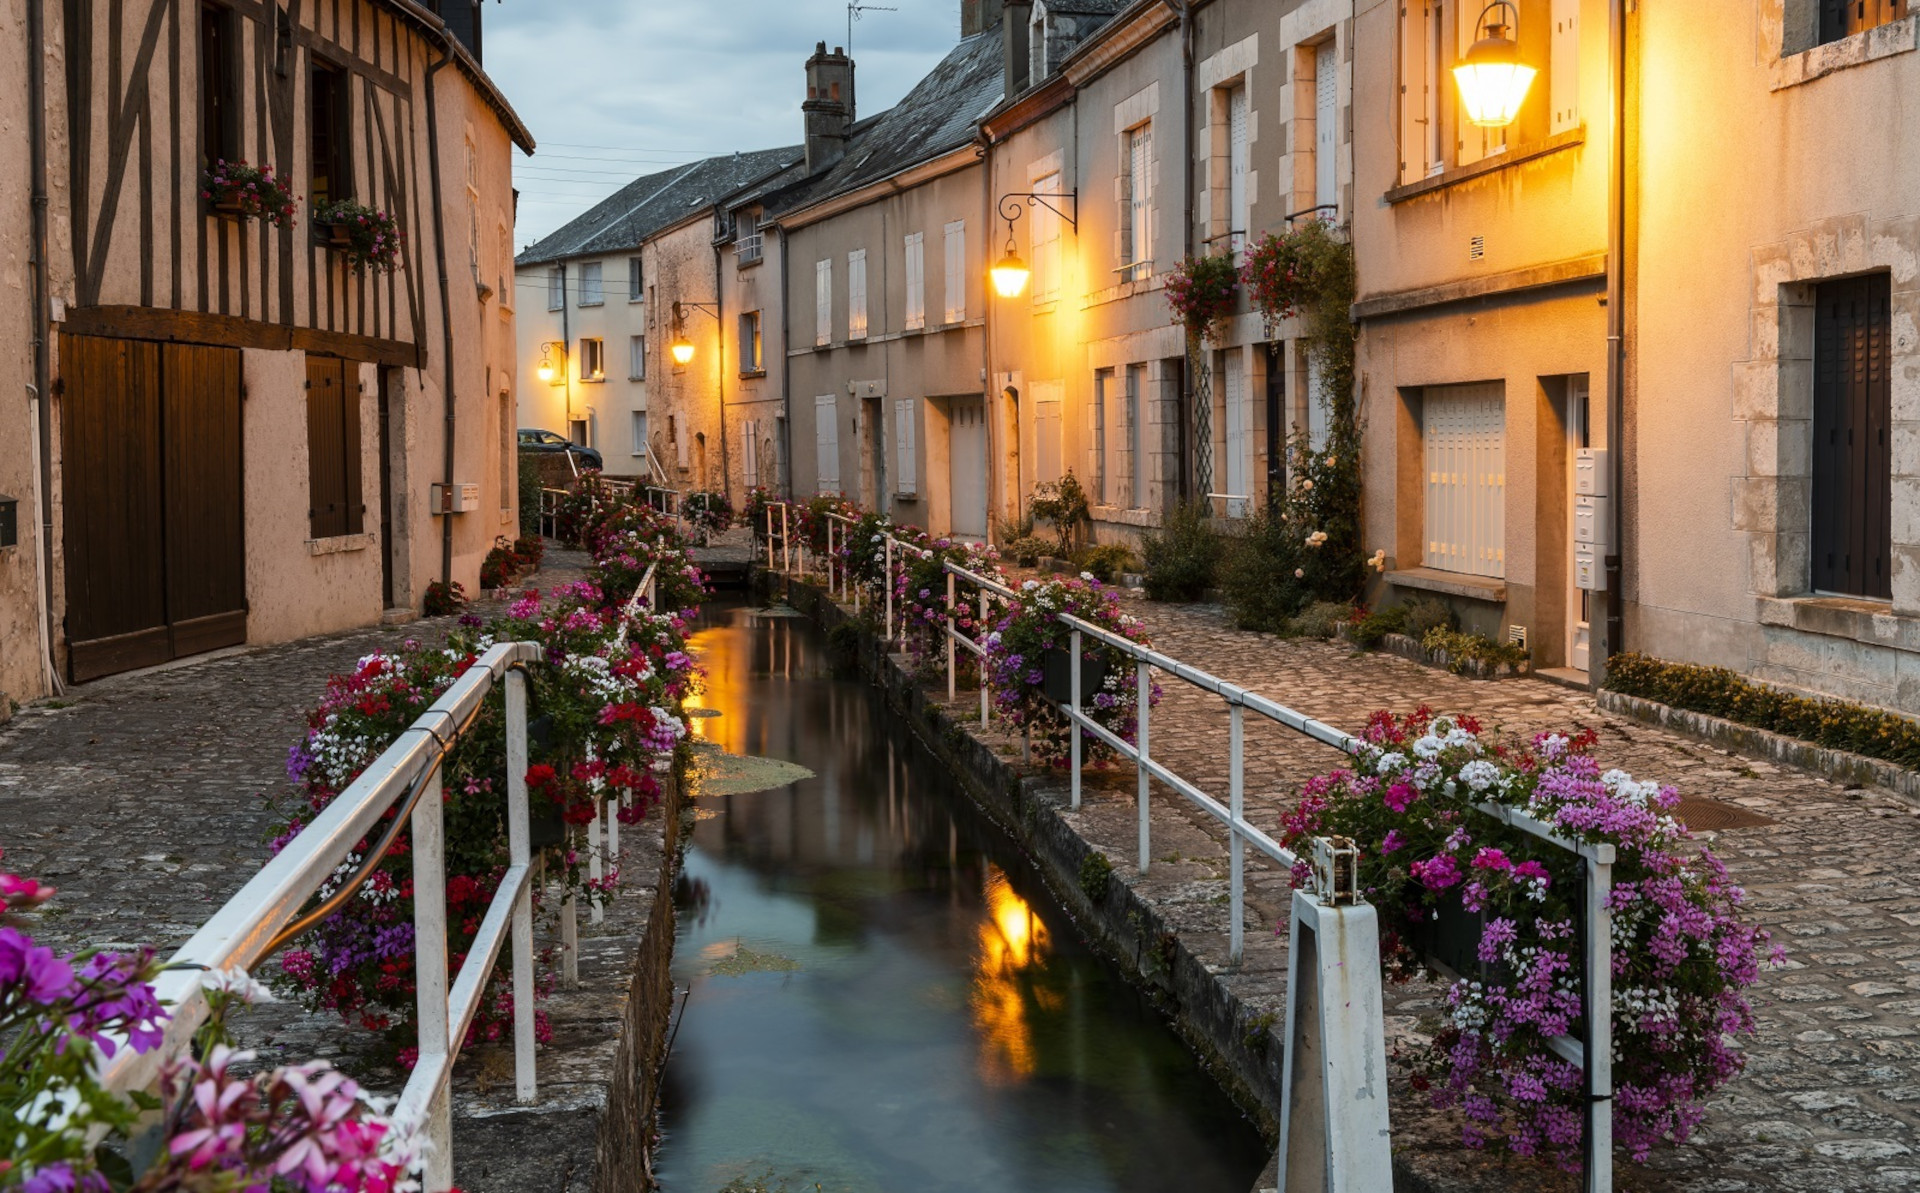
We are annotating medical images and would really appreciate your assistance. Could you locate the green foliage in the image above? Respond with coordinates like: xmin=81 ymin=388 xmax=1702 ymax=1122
xmin=1287 ymin=600 xmax=1354 ymax=639
xmin=1422 ymin=627 xmax=1529 ymax=674
xmin=1348 ymin=605 xmax=1407 ymax=648
xmin=1074 ymin=542 xmax=1137 ymax=584
xmin=1029 ymin=471 xmax=1092 ymax=555
xmin=1401 ymin=595 xmax=1455 ymax=641
xmin=1078 ymin=850 xmax=1115 ymax=903
xmin=1003 ymin=535 xmax=1054 ymax=568
xmin=826 ymin=621 xmax=864 ymax=672
xmin=1163 ymin=251 xmax=1241 ymax=343
xmin=995 ymin=507 xmax=1037 ymax=543
xmin=517 ymin=451 xmax=544 ymax=539
xmin=1140 ymin=501 xmax=1223 ymax=602
xmin=1606 ymin=652 xmax=1920 ymax=769
xmin=423 ymin=578 xmax=466 ymax=616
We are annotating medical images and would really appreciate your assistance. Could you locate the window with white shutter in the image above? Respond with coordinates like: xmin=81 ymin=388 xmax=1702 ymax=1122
xmin=628 ymin=257 xmax=644 ymax=301
xmin=579 ymin=261 xmax=603 ymax=306
xmin=1031 ymin=172 xmax=1062 ymax=302
xmin=815 ymin=394 xmax=840 ymax=493
xmin=894 ymin=398 xmax=917 ymax=496
xmin=904 ymin=232 xmax=926 ymax=330
xmin=1223 ymin=351 xmax=1249 ymax=518
xmin=1550 ymin=0 xmax=1579 ymax=134
xmin=1314 ymin=42 xmax=1338 ymax=211
xmin=629 ymin=334 xmax=646 ymax=380
xmin=1227 ymin=86 xmax=1249 ymax=253
xmin=1423 ymin=383 xmax=1506 ymax=579
xmin=944 ymin=220 xmax=966 ymax=324
xmin=1091 ymin=370 xmax=1112 ymax=504
xmin=742 ymin=418 xmax=760 ymax=487
xmin=1126 ymin=364 xmax=1147 ymax=508
xmin=1121 ymin=124 xmax=1153 ymax=276
xmin=547 ymin=267 xmax=564 ymax=311
xmin=815 ymin=259 xmax=833 ymax=346
xmin=630 ymin=411 xmax=647 ymax=458
xmin=849 ymin=249 xmax=869 ymax=339
xmin=1032 ymin=381 xmax=1064 ymax=484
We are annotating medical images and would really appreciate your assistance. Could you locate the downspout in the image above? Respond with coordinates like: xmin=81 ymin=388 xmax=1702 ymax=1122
xmin=26 ymin=0 xmax=62 ymax=695
xmin=977 ymin=129 xmax=997 ymax=540
xmin=714 ymin=226 xmax=732 ymax=502
xmin=778 ymin=228 xmax=793 ymax=498
xmin=559 ymin=261 xmax=571 ymax=434
xmin=1176 ymin=0 xmax=1196 ymax=505
xmin=1600 ymin=0 xmax=1627 ymax=679
xmin=426 ymin=29 xmax=459 ymax=585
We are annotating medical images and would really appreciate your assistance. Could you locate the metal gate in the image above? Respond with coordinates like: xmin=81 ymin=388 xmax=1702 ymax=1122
xmin=60 ymin=334 xmax=246 ymax=681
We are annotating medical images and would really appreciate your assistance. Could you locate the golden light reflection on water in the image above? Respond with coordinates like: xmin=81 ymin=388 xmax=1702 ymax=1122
xmin=685 ymin=616 xmax=751 ymax=755
xmin=971 ymin=864 xmax=1050 ymax=1085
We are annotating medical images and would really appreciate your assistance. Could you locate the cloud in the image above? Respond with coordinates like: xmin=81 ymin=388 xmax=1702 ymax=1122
xmin=487 ymin=0 xmax=964 ymax=242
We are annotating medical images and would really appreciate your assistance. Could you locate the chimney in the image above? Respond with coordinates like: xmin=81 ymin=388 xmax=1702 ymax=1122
xmin=962 ymin=0 xmax=1005 ymax=37
xmin=1004 ymin=1 xmax=1032 ymax=98
xmin=803 ymin=42 xmax=854 ymax=176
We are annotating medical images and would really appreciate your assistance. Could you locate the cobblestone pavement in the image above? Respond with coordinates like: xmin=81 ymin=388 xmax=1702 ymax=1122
xmin=948 ymin=592 xmax=1920 ymax=1192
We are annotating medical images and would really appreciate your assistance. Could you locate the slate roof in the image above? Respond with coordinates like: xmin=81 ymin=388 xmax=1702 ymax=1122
xmin=516 ymin=145 xmax=802 ymax=267
xmin=763 ymin=28 xmax=1005 ymax=220
xmin=1042 ymin=0 xmax=1130 ymax=14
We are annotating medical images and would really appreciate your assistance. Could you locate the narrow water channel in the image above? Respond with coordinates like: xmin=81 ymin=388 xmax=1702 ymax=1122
xmin=654 ymin=600 xmax=1267 ymax=1192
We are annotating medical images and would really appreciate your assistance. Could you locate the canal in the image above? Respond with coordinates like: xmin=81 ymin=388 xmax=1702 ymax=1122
xmin=653 ymin=601 xmax=1268 ymax=1193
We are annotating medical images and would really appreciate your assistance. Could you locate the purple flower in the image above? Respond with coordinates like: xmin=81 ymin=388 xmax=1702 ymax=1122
xmin=0 ymin=926 xmax=78 ymax=1004
xmin=1380 ymin=829 xmax=1405 ymax=855
xmin=21 ymin=1162 xmax=109 ymax=1193
xmin=1409 ymin=854 xmax=1461 ymax=892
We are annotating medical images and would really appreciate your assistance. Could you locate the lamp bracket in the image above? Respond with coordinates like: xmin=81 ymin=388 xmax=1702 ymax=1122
xmin=1472 ymin=0 xmax=1519 ymax=39
xmin=672 ymin=299 xmax=720 ymax=324
xmin=997 ymin=189 xmax=1079 ymax=232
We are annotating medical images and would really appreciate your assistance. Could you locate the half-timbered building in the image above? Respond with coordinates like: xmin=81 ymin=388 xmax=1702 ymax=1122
xmin=0 ymin=0 xmax=531 ymax=695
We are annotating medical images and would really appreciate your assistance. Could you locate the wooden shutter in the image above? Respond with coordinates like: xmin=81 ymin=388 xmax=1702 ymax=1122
xmin=1423 ymin=383 xmax=1506 ymax=578
xmin=905 ymin=233 xmax=925 ymax=329
xmin=1315 ymin=42 xmax=1338 ymax=209
xmin=815 ymin=394 xmax=840 ymax=492
xmin=895 ymin=398 xmax=917 ymax=496
xmin=1550 ymin=0 xmax=1579 ymax=134
xmin=743 ymin=418 xmax=759 ymax=487
xmin=1128 ymin=127 xmax=1153 ymax=267
xmin=307 ymin=357 xmax=347 ymax=539
xmin=1089 ymin=376 xmax=1106 ymax=503
xmin=944 ymin=220 xmax=966 ymax=323
xmin=816 ymin=258 xmax=833 ymax=345
xmin=849 ymin=249 xmax=868 ymax=339
xmin=1813 ymin=275 xmax=1893 ymax=599
xmin=1224 ymin=351 xmax=1249 ymax=516
xmin=1033 ymin=383 xmax=1064 ymax=484
xmin=1228 ymin=86 xmax=1249 ymax=250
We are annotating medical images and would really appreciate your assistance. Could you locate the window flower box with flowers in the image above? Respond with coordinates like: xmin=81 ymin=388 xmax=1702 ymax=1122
xmin=200 ymin=159 xmax=299 ymax=227
xmin=1163 ymin=252 xmax=1240 ymax=495
xmin=313 ymin=199 xmax=404 ymax=273
xmin=1279 ymin=708 xmax=1775 ymax=1175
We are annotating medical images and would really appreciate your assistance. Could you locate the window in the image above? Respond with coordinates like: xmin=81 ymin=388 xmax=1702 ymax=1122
xmin=578 ymin=336 xmax=605 ymax=382
xmin=1423 ymin=383 xmax=1506 ymax=578
xmin=742 ymin=417 xmax=760 ymax=486
xmin=739 ymin=311 xmax=763 ymax=374
xmin=815 ymin=394 xmax=840 ymax=492
xmin=943 ymin=221 xmax=967 ymax=323
xmin=848 ymin=249 xmax=869 ymax=339
xmin=815 ymin=258 xmax=833 ymax=346
xmin=200 ymin=3 xmax=238 ymax=165
xmin=570 ymin=417 xmax=590 ymax=447
xmin=1397 ymin=1 xmax=1447 ymax=183
xmin=309 ymin=60 xmax=350 ymax=206
xmin=1091 ymin=370 xmax=1112 ymax=504
xmin=1820 ymin=0 xmax=1908 ymax=45
xmin=631 ymin=411 xmax=648 ymax=458
xmin=578 ymin=261 xmax=603 ymax=306
xmin=1031 ymin=172 xmax=1063 ymax=302
xmin=1121 ymin=124 xmax=1153 ymax=278
xmin=1126 ymin=364 xmax=1147 ymax=508
xmin=735 ymin=209 xmax=763 ymax=265
xmin=904 ymin=233 xmax=926 ymax=330
xmin=628 ymin=257 xmax=643 ymax=301
xmin=1398 ymin=1 xmax=1580 ymax=184
xmin=895 ymin=398 xmax=917 ymax=496
xmin=499 ymin=391 xmax=512 ymax=509
xmin=1228 ymin=85 xmax=1250 ymax=252
xmin=305 ymin=356 xmax=363 ymax=539
xmin=1812 ymin=273 xmax=1893 ymax=599
xmin=629 ymin=333 xmax=646 ymax=380
xmin=547 ymin=266 xmax=564 ymax=311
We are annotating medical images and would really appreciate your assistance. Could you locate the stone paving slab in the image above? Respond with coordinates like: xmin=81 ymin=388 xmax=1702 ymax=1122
xmin=941 ymin=592 xmax=1920 ymax=1192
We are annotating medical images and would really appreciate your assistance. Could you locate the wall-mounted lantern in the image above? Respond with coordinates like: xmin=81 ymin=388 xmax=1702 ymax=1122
xmin=989 ymin=188 xmax=1079 ymax=298
xmin=670 ymin=299 xmax=718 ymax=365
xmin=537 ymin=342 xmax=563 ymax=384
xmin=1453 ymin=2 xmax=1536 ymax=129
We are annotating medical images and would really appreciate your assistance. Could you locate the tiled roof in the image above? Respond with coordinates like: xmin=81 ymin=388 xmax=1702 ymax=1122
xmin=515 ymin=145 xmax=802 ymax=266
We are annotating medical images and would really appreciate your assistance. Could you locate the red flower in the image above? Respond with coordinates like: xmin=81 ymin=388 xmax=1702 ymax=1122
xmin=525 ymin=763 xmax=557 ymax=789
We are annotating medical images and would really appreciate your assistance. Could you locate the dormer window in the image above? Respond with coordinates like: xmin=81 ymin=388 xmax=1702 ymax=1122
xmin=1030 ymin=2 xmax=1051 ymax=82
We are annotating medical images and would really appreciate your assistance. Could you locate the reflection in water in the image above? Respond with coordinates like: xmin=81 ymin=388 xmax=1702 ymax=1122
xmin=655 ymin=602 xmax=1265 ymax=1193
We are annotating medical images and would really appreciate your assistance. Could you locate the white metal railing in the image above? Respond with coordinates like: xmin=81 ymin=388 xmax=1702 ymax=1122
xmin=1205 ymin=490 xmax=1251 ymax=519
xmin=538 ymin=486 xmax=567 ymax=539
xmin=934 ymin=559 xmax=1617 ymax=1190
xmin=760 ymin=501 xmax=795 ymax=575
xmin=644 ymin=485 xmax=681 ymax=517
xmin=734 ymin=232 xmax=764 ymax=264
xmin=99 ymin=641 xmax=546 ymax=1192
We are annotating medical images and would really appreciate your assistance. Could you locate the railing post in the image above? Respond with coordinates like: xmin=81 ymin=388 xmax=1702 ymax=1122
xmin=1137 ymin=658 xmax=1151 ymax=875
xmin=884 ymin=536 xmax=894 ymax=645
xmin=766 ymin=506 xmax=775 ymax=569
xmin=783 ymin=504 xmax=792 ymax=574
xmin=946 ymin=570 xmax=957 ymax=705
xmin=505 ymin=668 xmax=536 ymax=1104
xmin=1586 ymin=855 xmax=1615 ymax=1193
xmin=587 ymin=797 xmax=605 ymax=925
xmin=561 ymin=851 xmax=579 ymax=989
xmin=410 ymin=768 xmax=454 ymax=1191
xmin=1069 ymin=626 xmax=1083 ymax=810
xmin=979 ymin=588 xmax=990 ymax=725
xmin=828 ymin=519 xmax=837 ymax=597
xmin=1228 ymin=697 xmax=1245 ymax=965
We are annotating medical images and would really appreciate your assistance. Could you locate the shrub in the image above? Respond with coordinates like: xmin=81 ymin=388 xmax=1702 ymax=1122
xmin=1347 ymin=604 xmax=1406 ymax=648
xmin=1002 ymin=535 xmax=1054 ymax=568
xmin=1218 ymin=507 xmax=1301 ymax=630
xmin=1287 ymin=600 xmax=1354 ymax=639
xmin=1402 ymin=595 xmax=1455 ymax=641
xmin=1078 ymin=850 xmax=1115 ymax=902
xmin=1422 ymin=627 xmax=1529 ymax=674
xmin=1074 ymin=542 xmax=1136 ymax=584
xmin=1606 ymin=652 xmax=1920 ymax=770
xmin=518 ymin=451 xmax=545 ymax=539
xmin=1029 ymin=471 xmax=1091 ymax=556
xmin=995 ymin=508 xmax=1037 ymax=544
xmin=1140 ymin=501 xmax=1222 ymax=602
xmin=423 ymin=578 xmax=466 ymax=616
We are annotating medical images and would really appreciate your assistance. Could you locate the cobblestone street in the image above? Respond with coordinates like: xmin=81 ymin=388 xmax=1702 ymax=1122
xmin=949 ymin=592 xmax=1920 ymax=1191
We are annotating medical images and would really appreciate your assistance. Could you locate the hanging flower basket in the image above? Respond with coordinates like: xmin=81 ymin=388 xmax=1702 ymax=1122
xmin=1162 ymin=252 xmax=1240 ymax=345
xmin=313 ymin=199 xmax=404 ymax=273
xmin=200 ymin=160 xmax=299 ymax=227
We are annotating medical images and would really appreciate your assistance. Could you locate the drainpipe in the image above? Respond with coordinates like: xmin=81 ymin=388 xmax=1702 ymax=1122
xmin=26 ymin=0 xmax=62 ymax=696
xmin=426 ymin=28 xmax=459 ymax=586
xmin=778 ymin=228 xmax=792 ymax=498
xmin=1600 ymin=0 xmax=1627 ymax=679
xmin=559 ymin=261 xmax=572 ymax=437
xmin=714 ymin=228 xmax=732 ymax=503
xmin=976 ymin=129 xmax=998 ymax=539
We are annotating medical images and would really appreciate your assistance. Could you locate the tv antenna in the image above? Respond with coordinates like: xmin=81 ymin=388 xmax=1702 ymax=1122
xmin=846 ymin=2 xmax=897 ymax=64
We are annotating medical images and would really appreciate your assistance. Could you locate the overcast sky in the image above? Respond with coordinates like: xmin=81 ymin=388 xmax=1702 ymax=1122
xmin=487 ymin=0 xmax=967 ymax=245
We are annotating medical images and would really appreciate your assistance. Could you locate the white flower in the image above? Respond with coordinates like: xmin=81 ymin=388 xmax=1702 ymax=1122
xmin=1368 ymin=548 xmax=1388 ymax=573
xmin=1079 ymin=571 xmax=1096 ymax=582
xmin=1374 ymin=751 xmax=1407 ymax=776
xmin=1458 ymin=759 xmax=1500 ymax=792
xmin=1300 ymin=479 xmax=1314 ymax=491
xmin=203 ymin=966 xmax=278 ymax=1004
xmin=1293 ymin=568 xmax=1304 ymax=578
xmin=1022 ymin=580 xmax=1039 ymax=592
xmin=1412 ymin=734 xmax=1444 ymax=760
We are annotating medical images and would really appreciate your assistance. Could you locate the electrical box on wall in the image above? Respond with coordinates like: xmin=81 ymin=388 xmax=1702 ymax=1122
xmin=1575 ymin=448 xmax=1609 ymax=497
xmin=1574 ymin=547 xmax=1601 ymax=591
xmin=431 ymin=482 xmax=482 ymax=514
xmin=1574 ymin=494 xmax=1611 ymax=550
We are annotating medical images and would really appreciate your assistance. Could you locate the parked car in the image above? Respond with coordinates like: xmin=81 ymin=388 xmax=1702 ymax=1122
xmin=517 ymin=428 xmax=602 ymax=471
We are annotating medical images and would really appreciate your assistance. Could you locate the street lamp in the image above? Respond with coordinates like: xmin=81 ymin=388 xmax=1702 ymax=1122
xmin=670 ymin=334 xmax=696 ymax=365
xmin=537 ymin=342 xmax=561 ymax=384
xmin=1454 ymin=1 xmax=1536 ymax=129
xmin=989 ymin=188 xmax=1079 ymax=298
xmin=669 ymin=299 xmax=715 ymax=365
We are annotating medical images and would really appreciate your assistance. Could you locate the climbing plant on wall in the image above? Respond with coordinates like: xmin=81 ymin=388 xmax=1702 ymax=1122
xmin=1163 ymin=252 xmax=1241 ymax=499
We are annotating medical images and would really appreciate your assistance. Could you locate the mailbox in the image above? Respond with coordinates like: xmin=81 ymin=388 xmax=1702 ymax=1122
xmin=1575 ymin=448 xmax=1608 ymax=498
xmin=1574 ymin=546 xmax=1601 ymax=591
xmin=431 ymin=482 xmax=482 ymax=514
xmin=1574 ymin=494 xmax=1611 ymax=550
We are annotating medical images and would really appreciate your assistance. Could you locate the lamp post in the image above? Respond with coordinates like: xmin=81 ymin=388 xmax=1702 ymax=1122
xmin=988 ymin=189 xmax=1080 ymax=299
xmin=1453 ymin=1 xmax=1536 ymax=129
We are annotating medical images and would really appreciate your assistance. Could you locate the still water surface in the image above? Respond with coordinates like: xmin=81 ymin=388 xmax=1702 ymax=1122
xmin=654 ymin=602 xmax=1268 ymax=1192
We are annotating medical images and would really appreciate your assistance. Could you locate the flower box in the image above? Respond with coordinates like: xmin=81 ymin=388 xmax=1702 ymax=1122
xmin=1408 ymin=890 xmax=1488 ymax=984
xmin=316 ymin=218 xmax=355 ymax=247
xmin=1041 ymin=644 xmax=1109 ymax=707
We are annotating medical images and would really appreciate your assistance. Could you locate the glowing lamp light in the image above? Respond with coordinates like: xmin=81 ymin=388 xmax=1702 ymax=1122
xmin=670 ymin=334 xmax=696 ymax=366
xmin=536 ymin=344 xmax=558 ymax=383
xmin=1453 ymin=2 xmax=1536 ymax=129
xmin=991 ymin=247 xmax=1031 ymax=298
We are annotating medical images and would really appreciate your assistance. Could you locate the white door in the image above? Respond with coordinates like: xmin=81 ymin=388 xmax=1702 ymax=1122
xmin=1566 ymin=377 xmax=1591 ymax=671
xmin=1228 ymin=85 xmax=1249 ymax=254
xmin=949 ymin=397 xmax=987 ymax=540
xmin=1423 ymin=383 xmax=1506 ymax=579
xmin=815 ymin=394 xmax=840 ymax=494
xmin=1223 ymin=351 xmax=1249 ymax=517
xmin=1032 ymin=383 xmax=1064 ymax=485
xmin=1314 ymin=40 xmax=1338 ymax=212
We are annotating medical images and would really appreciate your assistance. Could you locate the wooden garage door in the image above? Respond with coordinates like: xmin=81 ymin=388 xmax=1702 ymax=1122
xmin=61 ymin=334 xmax=246 ymax=681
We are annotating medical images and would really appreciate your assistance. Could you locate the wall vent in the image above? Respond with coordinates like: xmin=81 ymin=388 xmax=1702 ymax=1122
xmin=1507 ymin=624 xmax=1528 ymax=649
xmin=1469 ymin=235 xmax=1486 ymax=261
